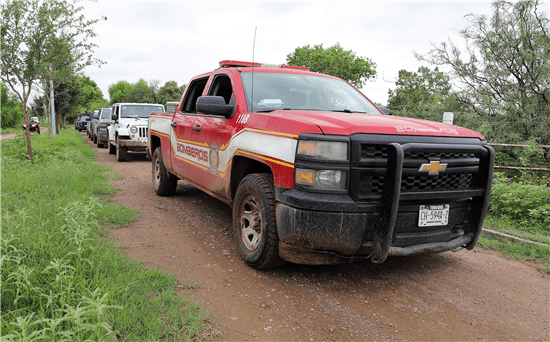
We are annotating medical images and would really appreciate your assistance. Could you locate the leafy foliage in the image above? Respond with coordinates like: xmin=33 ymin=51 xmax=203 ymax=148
xmin=286 ymin=43 xmax=376 ymax=88
xmin=108 ymin=79 xmax=186 ymax=105
xmin=387 ymin=66 xmax=467 ymax=121
xmin=416 ymin=0 xmax=550 ymax=151
xmin=489 ymin=175 xmax=550 ymax=229
xmin=1 ymin=83 xmax=24 ymax=128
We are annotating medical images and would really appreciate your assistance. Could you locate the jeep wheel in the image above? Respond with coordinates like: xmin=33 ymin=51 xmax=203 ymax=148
xmin=116 ymin=137 xmax=128 ymax=161
xmin=152 ymin=147 xmax=177 ymax=196
xmin=233 ymin=174 xmax=285 ymax=269
xmin=108 ymin=141 xmax=116 ymax=154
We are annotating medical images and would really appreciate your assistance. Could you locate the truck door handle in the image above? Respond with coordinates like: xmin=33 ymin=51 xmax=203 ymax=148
xmin=193 ymin=126 xmax=201 ymax=132
xmin=171 ymin=123 xmax=177 ymax=127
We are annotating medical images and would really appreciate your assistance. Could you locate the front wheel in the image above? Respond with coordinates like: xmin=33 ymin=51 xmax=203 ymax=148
xmin=108 ymin=141 xmax=116 ymax=154
xmin=152 ymin=147 xmax=177 ymax=196
xmin=116 ymin=137 xmax=128 ymax=161
xmin=233 ymin=174 xmax=285 ymax=269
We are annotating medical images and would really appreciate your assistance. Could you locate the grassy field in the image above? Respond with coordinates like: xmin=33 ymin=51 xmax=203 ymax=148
xmin=1 ymin=129 xmax=216 ymax=341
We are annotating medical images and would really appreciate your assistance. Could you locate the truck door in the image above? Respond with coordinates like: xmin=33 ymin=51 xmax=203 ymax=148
xmin=169 ymin=77 xmax=210 ymax=182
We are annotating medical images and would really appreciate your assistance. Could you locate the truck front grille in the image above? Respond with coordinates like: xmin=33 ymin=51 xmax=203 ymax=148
xmin=349 ymin=136 xmax=490 ymax=202
xmin=138 ymin=127 xmax=148 ymax=138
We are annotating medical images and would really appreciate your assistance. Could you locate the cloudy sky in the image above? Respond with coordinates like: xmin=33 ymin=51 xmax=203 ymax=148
xmin=80 ymin=1 xmax=528 ymax=106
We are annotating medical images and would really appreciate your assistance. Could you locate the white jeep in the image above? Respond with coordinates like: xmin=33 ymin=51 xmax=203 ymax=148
xmin=108 ymin=103 xmax=165 ymax=161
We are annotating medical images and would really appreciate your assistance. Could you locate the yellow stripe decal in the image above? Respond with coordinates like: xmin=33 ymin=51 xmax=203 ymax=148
xmin=236 ymin=150 xmax=294 ymax=169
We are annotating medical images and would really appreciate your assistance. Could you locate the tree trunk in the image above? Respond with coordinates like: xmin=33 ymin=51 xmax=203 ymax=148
xmin=56 ymin=110 xmax=61 ymax=135
xmin=22 ymin=102 xmax=34 ymax=164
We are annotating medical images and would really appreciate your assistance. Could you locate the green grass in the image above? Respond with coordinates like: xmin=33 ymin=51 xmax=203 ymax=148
xmin=480 ymin=172 xmax=550 ymax=274
xmin=0 ymin=127 xmax=22 ymax=135
xmin=1 ymin=129 xmax=216 ymax=341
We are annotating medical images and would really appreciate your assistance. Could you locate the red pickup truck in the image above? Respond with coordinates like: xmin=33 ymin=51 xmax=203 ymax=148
xmin=148 ymin=60 xmax=494 ymax=269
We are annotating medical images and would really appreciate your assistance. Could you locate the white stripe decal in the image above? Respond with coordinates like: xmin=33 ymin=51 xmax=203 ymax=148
xmin=169 ymin=128 xmax=297 ymax=174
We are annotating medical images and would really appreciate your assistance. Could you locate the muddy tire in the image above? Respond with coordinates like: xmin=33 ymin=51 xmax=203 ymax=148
xmin=116 ymin=137 xmax=128 ymax=161
xmin=233 ymin=173 xmax=285 ymax=269
xmin=152 ymin=147 xmax=177 ymax=196
xmin=108 ymin=141 xmax=116 ymax=154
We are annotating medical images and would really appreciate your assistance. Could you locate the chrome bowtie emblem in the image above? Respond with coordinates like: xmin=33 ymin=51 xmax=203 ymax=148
xmin=419 ymin=161 xmax=447 ymax=176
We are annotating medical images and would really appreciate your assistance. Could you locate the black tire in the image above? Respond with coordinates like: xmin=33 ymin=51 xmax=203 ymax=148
xmin=93 ymin=134 xmax=97 ymax=144
xmin=152 ymin=147 xmax=177 ymax=196
xmin=233 ymin=173 xmax=285 ymax=269
xmin=108 ymin=141 xmax=116 ymax=154
xmin=97 ymin=140 xmax=104 ymax=148
xmin=116 ymin=137 xmax=128 ymax=161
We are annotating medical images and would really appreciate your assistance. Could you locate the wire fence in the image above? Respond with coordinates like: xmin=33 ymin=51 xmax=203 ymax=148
xmin=488 ymin=143 xmax=550 ymax=172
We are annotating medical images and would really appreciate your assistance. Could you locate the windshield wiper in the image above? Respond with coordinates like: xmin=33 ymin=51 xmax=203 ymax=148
xmin=330 ymin=109 xmax=367 ymax=113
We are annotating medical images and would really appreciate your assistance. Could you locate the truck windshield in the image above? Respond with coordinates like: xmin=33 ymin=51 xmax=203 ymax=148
xmin=240 ymin=72 xmax=381 ymax=114
xmin=120 ymin=105 xmax=164 ymax=118
xmin=100 ymin=108 xmax=112 ymax=119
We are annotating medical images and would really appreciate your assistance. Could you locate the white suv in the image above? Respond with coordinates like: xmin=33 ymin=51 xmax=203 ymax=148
xmin=107 ymin=103 xmax=165 ymax=161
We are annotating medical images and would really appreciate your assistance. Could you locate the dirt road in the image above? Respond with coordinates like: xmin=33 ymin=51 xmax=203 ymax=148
xmin=87 ymin=133 xmax=549 ymax=341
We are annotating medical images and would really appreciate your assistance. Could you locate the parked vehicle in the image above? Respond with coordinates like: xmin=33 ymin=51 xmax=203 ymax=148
xmin=87 ymin=109 xmax=99 ymax=139
xmin=94 ymin=106 xmax=113 ymax=148
xmin=147 ymin=60 xmax=495 ymax=269
xmin=107 ymin=103 xmax=164 ymax=161
xmin=75 ymin=114 xmax=89 ymax=131
xmin=22 ymin=116 xmax=40 ymax=134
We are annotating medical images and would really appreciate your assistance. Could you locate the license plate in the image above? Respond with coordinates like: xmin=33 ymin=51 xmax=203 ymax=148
xmin=418 ymin=204 xmax=449 ymax=227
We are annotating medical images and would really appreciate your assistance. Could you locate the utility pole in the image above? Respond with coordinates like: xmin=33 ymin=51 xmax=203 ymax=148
xmin=50 ymin=64 xmax=56 ymax=136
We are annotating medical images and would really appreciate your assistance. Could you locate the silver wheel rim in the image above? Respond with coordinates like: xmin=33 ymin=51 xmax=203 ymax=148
xmin=154 ymin=157 xmax=161 ymax=188
xmin=239 ymin=195 xmax=262 ymax=251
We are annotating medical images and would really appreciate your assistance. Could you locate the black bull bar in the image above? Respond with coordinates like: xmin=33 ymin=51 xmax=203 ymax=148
xmin=370 ymin=143 xmax=495 ymax=264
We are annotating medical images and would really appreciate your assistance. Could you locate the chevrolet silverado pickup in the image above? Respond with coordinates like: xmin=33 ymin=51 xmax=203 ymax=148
xmin=147 ymin=60 xmax=494 ymax=269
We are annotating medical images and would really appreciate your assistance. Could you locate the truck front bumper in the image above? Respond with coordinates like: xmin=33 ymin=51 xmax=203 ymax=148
xmin=275 ymin=142 xmax=495 ymax=265
xmin=118 ymin=139 xmax=148 ymax=151
xmin=98 ymin=132 xmax=108 ymax=144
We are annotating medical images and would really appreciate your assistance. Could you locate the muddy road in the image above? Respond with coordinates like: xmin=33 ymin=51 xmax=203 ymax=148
xmin=87 ymin=133 xmax=549 ymax=341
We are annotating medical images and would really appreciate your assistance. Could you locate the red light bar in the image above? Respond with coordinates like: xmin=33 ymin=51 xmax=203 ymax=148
xmin=219 ymin=60 xmax=309 ymax=71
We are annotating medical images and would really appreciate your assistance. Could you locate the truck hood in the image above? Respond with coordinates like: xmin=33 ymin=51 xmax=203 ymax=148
xmin=267 ymin=110 xmax=485 ymax=139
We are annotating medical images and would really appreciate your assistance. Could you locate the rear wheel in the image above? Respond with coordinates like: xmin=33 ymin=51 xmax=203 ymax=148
xmin=233 ymin=173 xmax=285 ymax=269
xmin=152 ymin=147 xmax=177 ymax=196
xmin=116 ymin=137 xmax=128 ymax=161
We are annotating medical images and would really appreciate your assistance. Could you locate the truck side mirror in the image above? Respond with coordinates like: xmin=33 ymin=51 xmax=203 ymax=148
xmin=196 ymin=96 xmax=234 ymax=117
xmin=111 ymin=113 xmax=118 ymax=121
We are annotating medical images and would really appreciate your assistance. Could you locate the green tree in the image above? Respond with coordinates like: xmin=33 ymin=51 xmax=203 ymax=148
xmin=416 ymin=0 xmax=550 ymax=153
xmin=157 ymin=81 xmax=186 ymax=104
xmin=76 ymin=75 xmax=107 ymax=112
xmin=387 ymin=66 xmax=465 ymax=121
xmin=286 ymin=43 xmax=377 ymax=88
xmin=1 ymin=0 xmax=105 ymax=162
xmin=108 ymin=81 xmax=133 ymax=104
xmin=126 ymin=79 xmax=155 ymax=103
xmin=1 ymin=83 xmax=24 ymax=128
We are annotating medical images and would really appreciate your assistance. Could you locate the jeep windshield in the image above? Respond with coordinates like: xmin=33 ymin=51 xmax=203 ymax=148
xmin=120 ymin=105 xmax=164 ymax=118
xmin=241 ymin=72 xmax=381 ymax=114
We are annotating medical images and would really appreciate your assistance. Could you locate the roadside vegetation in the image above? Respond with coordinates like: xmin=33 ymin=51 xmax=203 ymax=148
xmin=1 ymin=129 xmax=216 ymax=341
xmin=481 ymin=172 xmax=550 ymax=273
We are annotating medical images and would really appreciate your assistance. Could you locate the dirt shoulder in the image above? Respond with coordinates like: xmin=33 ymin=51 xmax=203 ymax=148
xmin=89 ymin=133 xmax=549 ymax=341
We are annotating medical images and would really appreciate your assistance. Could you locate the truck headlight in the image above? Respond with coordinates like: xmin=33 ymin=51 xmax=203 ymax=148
xmin=297 ymin=140 xmax=348 ymax=160
xmin=130 ymin=126 xmax=138 ymax=134
xmin=295 ymin=169 xmax=347 ymax=190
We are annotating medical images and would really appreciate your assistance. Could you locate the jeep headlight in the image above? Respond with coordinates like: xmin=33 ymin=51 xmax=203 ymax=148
xmin=297 ymin=140 xmax=347 ymax=160
xmin=130 ymin=126 xmax=138 ymax=134
xmin=295 ymin=169 xmax=347 ymax=190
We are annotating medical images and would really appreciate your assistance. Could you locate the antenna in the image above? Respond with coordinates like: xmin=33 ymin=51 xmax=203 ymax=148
xmin=251 ymin=26 xmax=257 ymax=113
